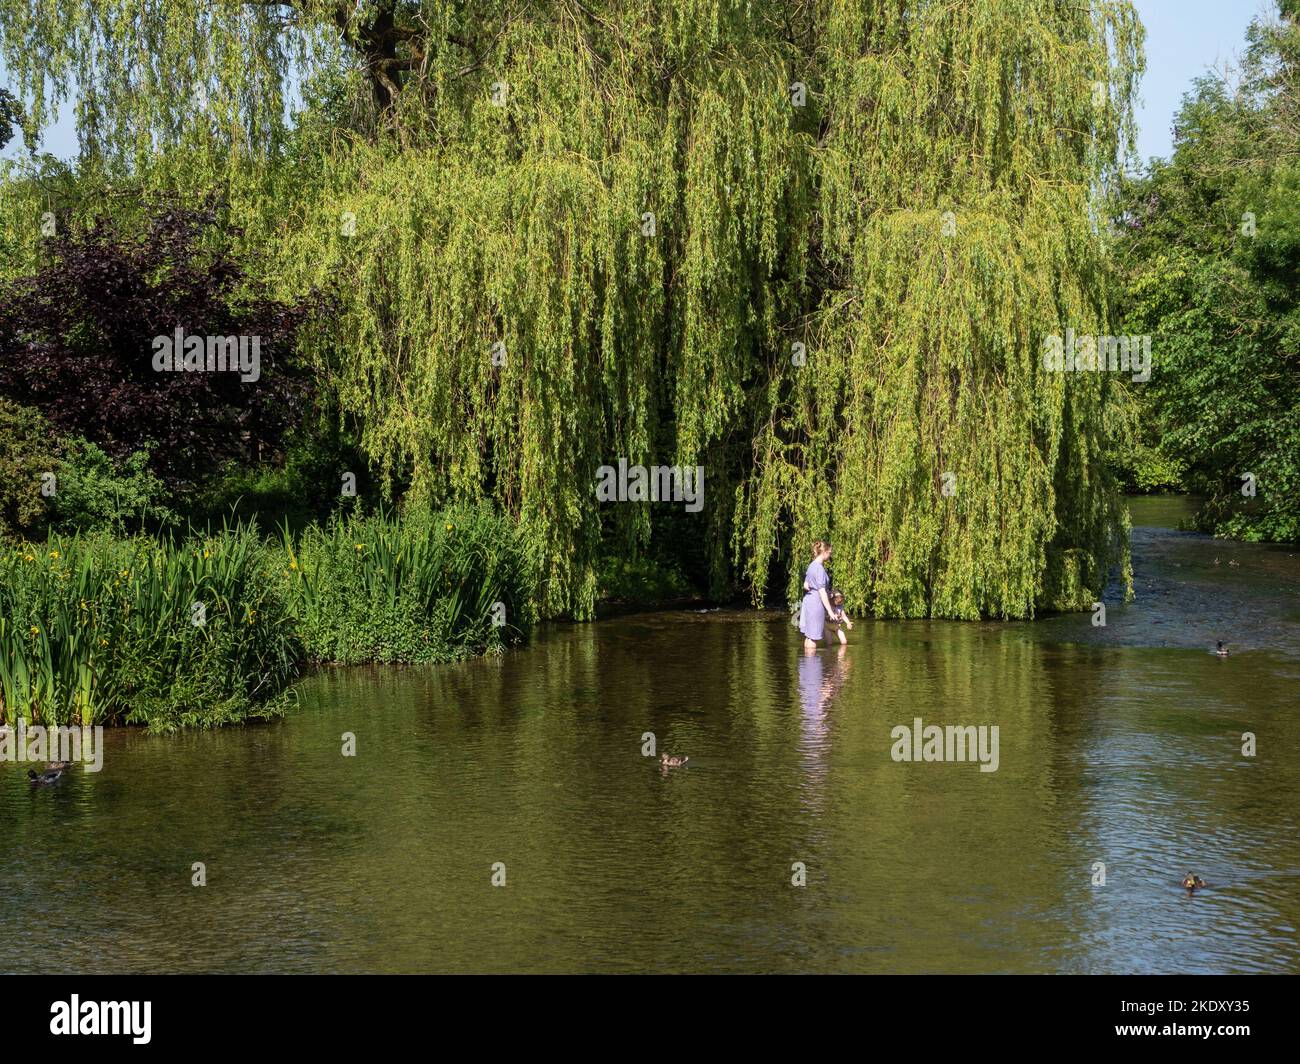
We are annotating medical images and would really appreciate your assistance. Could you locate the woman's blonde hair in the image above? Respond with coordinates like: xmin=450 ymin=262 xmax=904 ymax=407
xmin=811 ymin=540 xmax=831 ymax=559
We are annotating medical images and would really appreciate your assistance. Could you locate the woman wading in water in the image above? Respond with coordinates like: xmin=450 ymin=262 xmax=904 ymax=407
xmin=799 ymin=541 xmax=842 ymax=651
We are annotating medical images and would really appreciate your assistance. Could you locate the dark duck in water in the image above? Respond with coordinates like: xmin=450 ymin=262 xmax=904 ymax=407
xmin=28 ymin=766 xmax=66 ymax=786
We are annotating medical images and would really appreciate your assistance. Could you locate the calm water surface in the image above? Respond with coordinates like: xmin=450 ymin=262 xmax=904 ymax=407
xmin=3 ymin=497 xmax=1298 ymax=973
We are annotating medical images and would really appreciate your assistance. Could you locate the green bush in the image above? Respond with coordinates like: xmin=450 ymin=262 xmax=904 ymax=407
xmin=49 ymin=438 xmax=178 ymax=534
xmin=0 ymin=398 xmax=58 ymax=540
xmin=1111 ymin=438 xmax=1188 ymax=495
xmin=596 ymin=554 xmax=697 ymax=605
xmin=1112 ymin=23 xmax=1300 ymax=544
xmin=194 ymin=420 xmax=372 ymax=533
xmin=0 ymin=526 xmax=300 ymax=730
xmin=284 ymin=507 xmax=534 ymax=665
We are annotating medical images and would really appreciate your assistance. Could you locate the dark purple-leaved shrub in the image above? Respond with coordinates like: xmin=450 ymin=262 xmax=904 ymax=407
xmin=0 ymin=202 xmax=327 ymax=491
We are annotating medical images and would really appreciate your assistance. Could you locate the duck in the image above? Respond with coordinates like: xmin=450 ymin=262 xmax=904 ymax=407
xmin=1215 ymin=641 xmax=1229 ymax=657
xmin=659 ymin=754 xmax=689 ymax=768
xmin=27 ymin=767 xmax=65 ymax=786
xmin=1182 ymin=874 xmax=1207 ymax=893
xmin=45 ymin=760 xmax=73 ymax=771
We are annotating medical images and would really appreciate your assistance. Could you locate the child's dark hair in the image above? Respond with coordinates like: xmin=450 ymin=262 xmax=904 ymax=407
xmin=830 ymin=589 xmax=845 ymax=607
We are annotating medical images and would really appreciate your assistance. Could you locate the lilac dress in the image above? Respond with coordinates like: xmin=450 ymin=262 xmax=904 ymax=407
xmin=798 ymin=559 xmax=829 ymax=641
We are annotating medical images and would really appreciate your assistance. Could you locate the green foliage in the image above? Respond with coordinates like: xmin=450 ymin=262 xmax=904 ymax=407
xmin=0 ymin=508 xmax=537 ymax=729
xmin=48 ymin=439 xmax=178 ymax=534
xmin=597 ymin=554 xmax=697 ymax=606
xmin=1115 ymin=440 xmax=1187 ymax=494
xmin=1113 ymin=7 xmax=1300 ymax=542
xmin=195 ymin=418 xmax=373 ymax=534
xmin=283 ymin=506 xmax=534 ymax=665
xmin=0 ymin=1 xmax=1147 ymax=619
xmin=268 ymin=1 xmax=1141 ymax=620
xmin=0 ymin=86 xmax=22 ymax=150
xmin=0 ymin=526 xmax=300 ymax=730
xmin=0 ymin=0 xmax=316 ymax=166
xmin=0 ymin=398 xmax=56 ymax=540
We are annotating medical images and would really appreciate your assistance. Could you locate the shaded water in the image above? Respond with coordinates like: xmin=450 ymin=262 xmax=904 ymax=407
xmin=3 ymin=497 xmax=1298 ymax=973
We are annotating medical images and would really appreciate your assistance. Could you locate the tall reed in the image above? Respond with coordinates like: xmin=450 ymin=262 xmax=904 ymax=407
xmin=0 ymin=525 xmax=300 ymax=730
xmin=0 ymin=509 xmax=535 ymax=729
xmin=283 ymin=507 xmax=533 ymax=665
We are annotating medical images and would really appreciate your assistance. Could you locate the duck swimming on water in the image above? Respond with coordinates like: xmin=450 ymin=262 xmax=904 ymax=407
xmin=1182 ymin=874 xmax=1207 ymax=894
xmin=27 ymin=767 xmax=65 ymax=786
xmin=1215 ymin=641 xmax=1229 ymax=657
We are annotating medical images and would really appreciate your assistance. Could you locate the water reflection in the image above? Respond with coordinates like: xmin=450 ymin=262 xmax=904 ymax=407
xmin=795 ymin=645 xmax=851 ymax=810
xmin=797 ymin=645 xmax=851 ymax=743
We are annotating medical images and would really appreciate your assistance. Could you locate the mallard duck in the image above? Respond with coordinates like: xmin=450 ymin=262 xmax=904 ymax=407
xmin=27 ymin=767 xmax=65 ymax=786
xmin=1182 ymin=874 xmax=1206 ymax=893
xmin=1215 ymin=641 xmax=1229 ymax=657
xmin=659 ymin=754 xmax=689 ymax=768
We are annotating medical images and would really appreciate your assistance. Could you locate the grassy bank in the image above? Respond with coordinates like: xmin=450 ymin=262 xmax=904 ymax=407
xmin=0 ymin=510 xmax=533 ymax=730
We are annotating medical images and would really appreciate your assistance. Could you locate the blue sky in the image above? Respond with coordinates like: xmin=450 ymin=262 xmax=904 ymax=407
xmin=0 ymin=2 xmax=1281 ymax=165
xmin=1130 ymin=0 xmax=1271 ymax=165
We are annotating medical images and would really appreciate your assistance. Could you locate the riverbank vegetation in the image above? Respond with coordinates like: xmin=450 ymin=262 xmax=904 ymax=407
xmin=0 ymin=526 xmax=300 ymax=729
xmin=0 ymin=513 xmax=532 ymax=729
xmin=285 ymin=507 xmax=533 ymax=666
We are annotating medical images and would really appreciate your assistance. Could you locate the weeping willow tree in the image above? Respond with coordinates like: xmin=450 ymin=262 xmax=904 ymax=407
xmin=741 ymin=0 xmax=1145 ymax=618
xmin=0 ymin=0 xmax=1142 ymax=619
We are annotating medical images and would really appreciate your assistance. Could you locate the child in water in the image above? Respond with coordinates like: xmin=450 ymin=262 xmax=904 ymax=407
xmin=826 ymin=589 xmax=853 ymax=645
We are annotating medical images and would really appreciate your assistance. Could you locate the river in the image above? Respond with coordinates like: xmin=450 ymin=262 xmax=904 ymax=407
xmin=2 ymin=497 xmax=1297 ymax=973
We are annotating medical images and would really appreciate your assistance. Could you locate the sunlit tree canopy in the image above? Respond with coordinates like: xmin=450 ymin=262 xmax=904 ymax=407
xmin=0 ymin=1 xmax=1145 ymax=619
